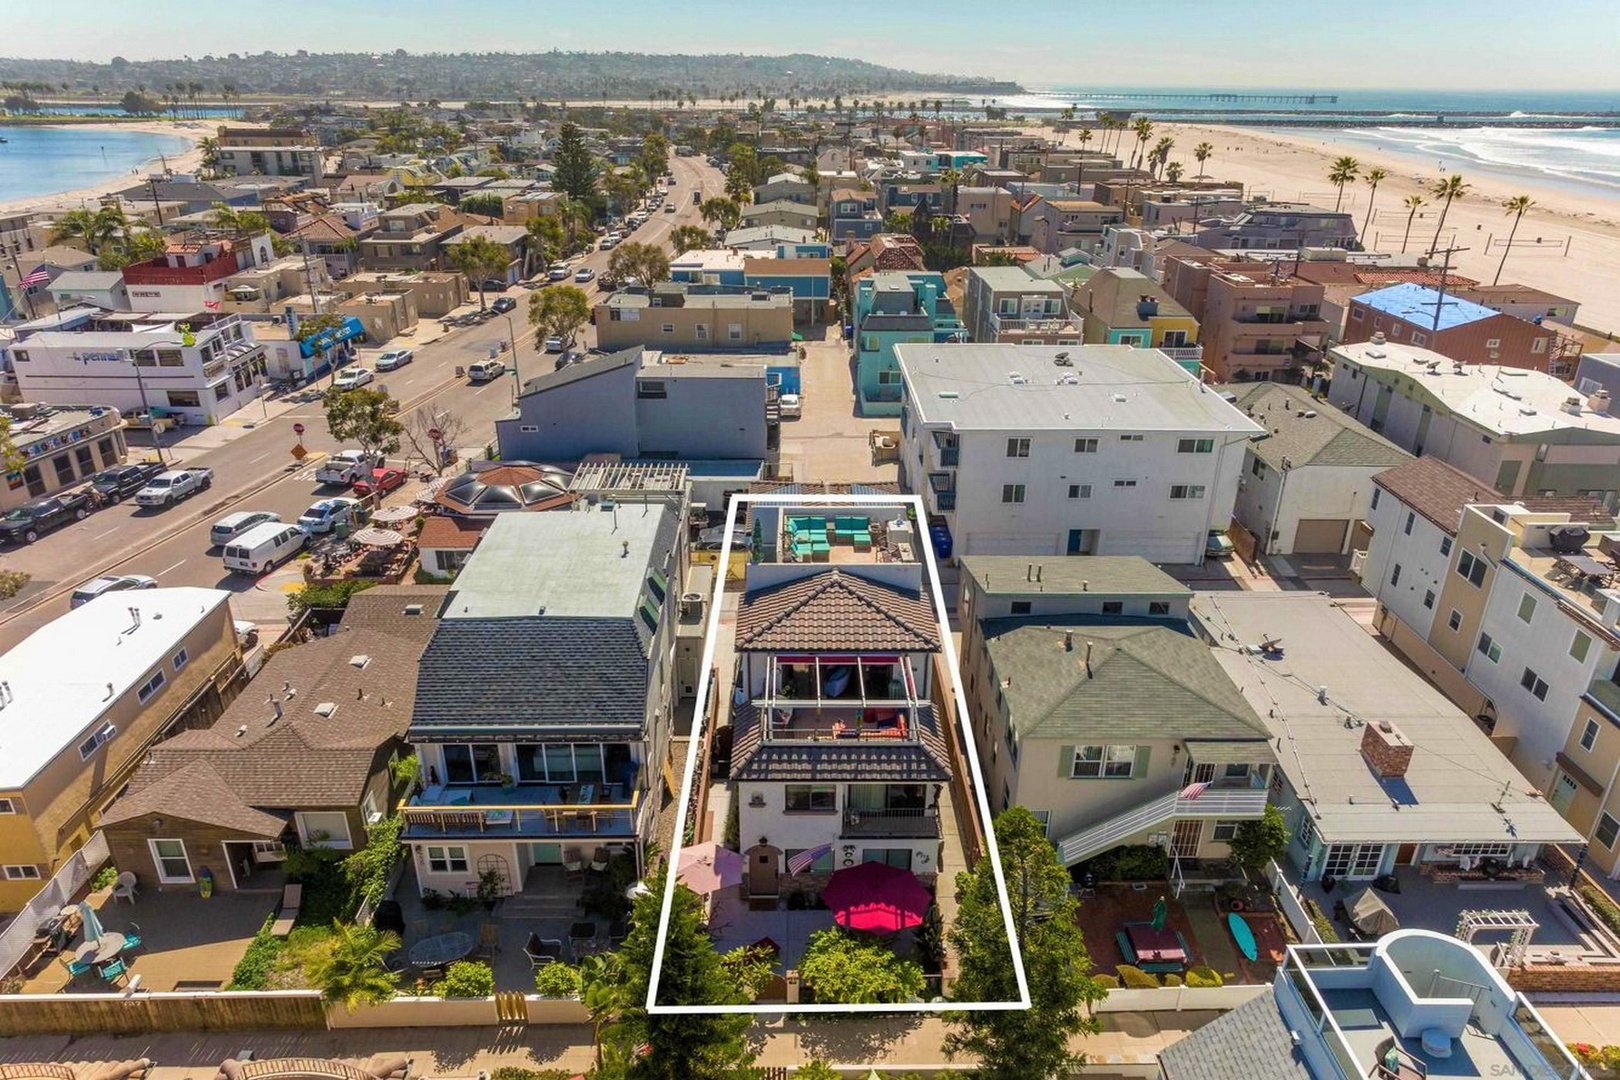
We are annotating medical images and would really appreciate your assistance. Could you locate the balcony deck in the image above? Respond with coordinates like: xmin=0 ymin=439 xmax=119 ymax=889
xmin=842 ymin=806 xmax=939 ymax=838
xmin=401 ymin=780 xmax=642 ymax=840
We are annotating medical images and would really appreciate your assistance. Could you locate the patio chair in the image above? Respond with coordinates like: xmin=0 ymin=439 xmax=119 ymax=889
xmin=525 ymin=933 xmax=559 ymax=968
xmin=269 ymin=882 xmax=302 ymax=937
xmin=474 ymin=921 xmax=500 ymax=959
xmin=563 ymin=849 xmax=585 ymax=881
xmin=99 ymin=958 xmax=129 ymax=984
xmin=61 ymin=953 xmax=93 ymax=978
xmin=121 ymin=922 xmax=144 ymax=954
xmin=591 ymin=847 xmax=610 ymax=873
xmin=112 ymin=871 xmax=139 ymax=905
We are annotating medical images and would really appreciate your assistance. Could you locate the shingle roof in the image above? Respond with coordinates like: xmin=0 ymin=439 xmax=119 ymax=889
xmin=418 ymin=515 xmax=486 ymax=551
xmin=99 ymin=761 xmax=290 ymax=837
xmin=1374 ymin=455 xmax=1614 ymax=533
xmin=982 ymin=618 xmax=1272 ymax=742
xmin=736 ymin=569 xmax=941 ymax=653
xmin=518 ymin=346 xmax=640 ymax=396
xmin=728 ymin=704 xmax=953 ymax=782
xmin=1226 ymin=383 xmax=1412 ymax=469
xmin=1157 ymin=992 xmax=1312 ymax=1080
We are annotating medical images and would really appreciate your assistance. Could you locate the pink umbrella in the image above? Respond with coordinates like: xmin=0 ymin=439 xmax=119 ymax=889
xmin=677 ymin=841 xmax=745 ymax=895
xmin=822 ymin=861 xmax=931 ymax=934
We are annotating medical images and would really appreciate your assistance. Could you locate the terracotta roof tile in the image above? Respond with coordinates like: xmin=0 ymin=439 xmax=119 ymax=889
xmin=736 ymin=569 xmax=941 ymax=653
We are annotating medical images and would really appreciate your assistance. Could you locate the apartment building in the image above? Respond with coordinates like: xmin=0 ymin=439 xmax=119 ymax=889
xmin=1162 ymin=254 xmax=1331 ymax=382
xmin=0 ymin=589 xmax=243 ymax=912
xmin=953 ymin=186 xmax=1015 ymax=242
xmin=1188 ymin=201 xmax=1357 ymax=251
xmin=1328 ymin=340 xmax=1620 ymax=506
xmin=743 ymin=199 xmax=820 ymax=234
xmin=1343 ymin=283 xmax=1565 ymax=375
xmin=752 ymin=172 xmax=816 ymax=206
xmin=1451 ymin=284 xmax=1580 ymax=328
xmin=957 ymin=556 xmax=1273 ymax=868
xmin=594 ymin=285 xmax=795 ymax=352
xmin=895 ymin=343 xmax=1262 ymax=562
xmin=442 ymin=225 xmax=528 ymax=287
xmin=1017 ymin=197 xmax=1125 ymax=255
xmin=358 ymin=204 xmax=469 ymax=273
xmin=45 ymin=272 xmax=130 ymax=312
xmin=961 ymin=267 xmax=1071 ymax=344
xmin=214 ymin=128 xmax=325 ymax=179
xmin=851 ymin=271 xmax=964 ymax=417
xmin=121 ymin=231 xmax=277 ymax=313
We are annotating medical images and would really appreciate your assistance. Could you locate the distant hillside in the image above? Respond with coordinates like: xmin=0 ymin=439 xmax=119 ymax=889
xmin=0 ymin=51 xmax=1019 ymax=102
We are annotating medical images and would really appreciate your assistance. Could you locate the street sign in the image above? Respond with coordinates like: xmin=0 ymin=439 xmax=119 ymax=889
xmin=293 ymin=422 xmax=306 ymax=436
xmin=427 ymin=427 xmax=442 ymax=441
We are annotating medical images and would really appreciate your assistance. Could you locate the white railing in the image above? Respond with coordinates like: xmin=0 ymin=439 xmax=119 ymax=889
xmin=0 ymin=831 xmax=110 ymax=978
xmin=1054 ymin=787 xmax=1268 ymax=865
xmin=1269 ymin=858 xmax=1323 ymax=945
xmin=1350 ymin=549 xmax=1367 ymax=576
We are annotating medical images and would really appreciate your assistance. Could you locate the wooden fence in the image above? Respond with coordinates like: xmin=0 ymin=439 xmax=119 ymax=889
xmin=932 ymin=655 xmax=985 ymax=867
xmin=0 ymin=991 xmax=325 ymax=1034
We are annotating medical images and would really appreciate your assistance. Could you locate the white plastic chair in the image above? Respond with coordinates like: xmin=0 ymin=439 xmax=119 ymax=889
xmin=111 ymin=872 xmax=139 ymax=905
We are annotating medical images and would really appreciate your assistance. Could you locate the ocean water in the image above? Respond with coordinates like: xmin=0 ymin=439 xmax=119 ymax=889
xmin=0 ymin=125 xmax=195 ymax=206
xmin=1299 ymin=126 xmax=1620 ymax=195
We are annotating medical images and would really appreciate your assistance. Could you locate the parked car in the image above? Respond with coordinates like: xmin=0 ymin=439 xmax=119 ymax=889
xmin=333 ymin=367 xmax=375 ymax=390
xmin=600 ymin=236 xmax=619 ymax=250
xmin=543 ymin=336 xmax=565 ymax=353
xmin=468 ymin=359 xmax=506 ymax=381
xmin=375 ymin=349 xmax=414 ymax=372
xmin=492 ymin=296 xmax=518 ymax=313
xmin=297 ymin=497 xmax=362 ymax=535
xmin=316 ymin=449 xmax=385 ymax=486
xmin=224 ymin=522 xmax=306 ymax=574
xmin=574 ymin=267 xmax=595 ymax=283
xmin=664 ymin=202 xmax=677 ymax=213
xmin=352 ymin=468 xmax=407 ymax=498
xmin=692 ymin=190 xmax=702 ymax=205
xmin=1206 ymin=531 xmax=1235 ymax=559
xmin=547 ymin=263 xmax=571 ymax=281
xmin=87 ymin=462 xmax=166 ymax=503
xmin=778 ymin=393 xmax=802 ymax=419
xmin=0 ymin=492 xmax=93 ymax=544
xmin=481 ymin=279 xmax=507 ymax=292
xmin=70 ymin=574 xmax=156 ymax=608
xmin=134 ymin=467 xmax=213 ymax=508
xmin=211 ymin=510 xmax=281 ymax=548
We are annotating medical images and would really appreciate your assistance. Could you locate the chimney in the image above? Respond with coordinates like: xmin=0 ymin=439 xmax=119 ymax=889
xmin=1370 ymin=331 xmax=1387 ymax=345
xmin=1361 ymin=720 xmax=1414 ymax=780
xmin=1084 ymin=640 xmax=1094 ymax=678
xmin=269 ymin=699 xmax=283 ymax=724
xmin=1589 ymin=389 xmax=1612 ymax=415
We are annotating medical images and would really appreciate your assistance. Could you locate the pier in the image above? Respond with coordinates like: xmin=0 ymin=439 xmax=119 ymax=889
xmin=1073 ymin=91 xmax=1341 ymax=104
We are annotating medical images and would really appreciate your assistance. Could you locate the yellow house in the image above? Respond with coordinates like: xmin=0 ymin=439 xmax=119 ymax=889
xmin=1553 ymin=685 xmax=1620 ymax=878
xmin=1072 ymin=267 xmax=1200 ymax=352
xmin=0 ymin=588 xmax=243 ymax=912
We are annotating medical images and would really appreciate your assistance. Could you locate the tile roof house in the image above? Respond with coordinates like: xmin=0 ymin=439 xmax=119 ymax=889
xmin=726 ymin=519 xmax=953 ymax=890
xmin=98 ymin=586 xmax=446 ymax=893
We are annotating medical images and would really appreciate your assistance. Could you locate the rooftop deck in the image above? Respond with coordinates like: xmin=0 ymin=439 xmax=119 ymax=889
xmin=1508 ymin=544 xmax=1620 ymax=639
xmin=1322 ymin=986 xmax=1521 ymax=1080
xmin=401 ymin=777 xmax=643 ymax=840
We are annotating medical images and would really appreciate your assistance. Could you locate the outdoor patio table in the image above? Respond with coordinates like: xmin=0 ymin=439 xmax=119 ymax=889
xmin=408 ymin=931 xmax=474 ymax=968
xmin=1561 ymin=555 xmax=1615 ymax=582
xmin=75 ymin=931 xmax=127 ymax=965
xmin=1124 ymin=923 xmax=1186 ymax=964
xmin=568 ymin=921 xmax=598 ymax=954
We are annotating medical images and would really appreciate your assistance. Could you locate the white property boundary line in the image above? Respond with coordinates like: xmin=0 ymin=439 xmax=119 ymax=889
xmin=647 ymin=492 xmax=1032 ymax=1015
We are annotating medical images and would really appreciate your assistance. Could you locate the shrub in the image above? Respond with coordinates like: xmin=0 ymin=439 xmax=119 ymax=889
xmin=435 ymin=960 xmax=494 ymax=998
xmin=1116 ymin=964 xmax=1159 ymax=989
xmin=1304 ymin=898 xmax=1341 ymax=944
xmin=90 ymin=865 xmax=119 ymax=892
xmin=1163 ymin=972 xmax=1183 ymax=987
xmin=1579 ymin=884 xmax=1620 ymax=940
xmin=1569 ymin=1043 xmax=1620 ymax=1072
xmin=792 ymin=1064 xmax=840 ymax=1080
xmin=343 ymin=816 xmax=405 ymax=913
xmin=0 ymin=569 xmax=32 ymax=599
xmin=1186 ymin=965 xmax=1224 ymax=988
xmin=1084 ymin=844 xmax=1170 ymax=882
xmin=227 ymin=917 xmax=282 ymax=990
xmin=288 ymin=579 xmax=379 ymax=614
xmin=487 ymin=1070 xmax=575 ymax=1080
xmin=1093 ymin=973 xmax=1120 ymax=989
xmin=534 ymin=962 xmax=582 ymax=998
xmin=413 ymin=567 xmax=453 ymax=584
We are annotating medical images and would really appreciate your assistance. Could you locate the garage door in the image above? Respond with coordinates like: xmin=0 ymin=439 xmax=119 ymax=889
xmin=1293 ymin=518 xmax=1350 ymax=554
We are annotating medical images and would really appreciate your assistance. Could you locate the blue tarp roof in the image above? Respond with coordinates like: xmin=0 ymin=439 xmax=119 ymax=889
xmin=1356 ymin=282 xmax=1496 ymax=332
xmin=298 ymin=316 xmax=366 ymax=358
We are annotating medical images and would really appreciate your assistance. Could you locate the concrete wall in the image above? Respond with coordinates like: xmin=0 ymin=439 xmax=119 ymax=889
xmin=496 ymin=360 xmax=639 ymax=461
xmin=1359 ymin=484 xmax=1453 ymax=641
xmin=594 ymin=300 xmax=794 ymax=352
xmin=636 ymin=370 xmax=767 ymax=460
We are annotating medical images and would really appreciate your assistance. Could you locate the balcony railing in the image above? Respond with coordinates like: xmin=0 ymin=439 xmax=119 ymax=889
xmin=843 ymin=807 xmax=940 ymax=838
xmin=400 ymin=780 xmax=643 ymax=839
xmin=1158 ymin=346 xmax=1204 ymax=363
xmin=990 ymin=313 xmax=1078 ymax=333
xmin=932 ymin=489 xmax=956 ymax=512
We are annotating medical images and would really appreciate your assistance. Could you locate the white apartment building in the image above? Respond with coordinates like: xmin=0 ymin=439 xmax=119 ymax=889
xmin=7 ymin=309 xmax=268 ymax=425
xmin=895 ymin=343 xmax=1262 ymax=563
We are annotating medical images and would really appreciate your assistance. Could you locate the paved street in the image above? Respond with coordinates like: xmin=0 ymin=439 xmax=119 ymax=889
xmin=0 ymin=154 xmax=727 ymax=653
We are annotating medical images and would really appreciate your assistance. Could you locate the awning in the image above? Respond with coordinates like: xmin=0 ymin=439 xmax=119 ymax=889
xmin=1556 ymin=751 xmax=1604 ymax=796
xmin=298 ymin=316 xmax=366 ymax=358
xmin=1186 ymin=740 xmax=1277 ymax=766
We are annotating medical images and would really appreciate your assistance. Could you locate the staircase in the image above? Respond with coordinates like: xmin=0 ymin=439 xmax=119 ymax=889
xmin=1053 ymin=788 xmax=1268 ymax=866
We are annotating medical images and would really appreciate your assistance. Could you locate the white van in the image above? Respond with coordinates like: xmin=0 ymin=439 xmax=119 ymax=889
xmin=223 ymin=522 xmax=306 ymax=575
xmin=211 ymin=510 xmax=280 ymax=548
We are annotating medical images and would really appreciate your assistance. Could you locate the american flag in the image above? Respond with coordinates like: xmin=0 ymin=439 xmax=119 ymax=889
xmin=787 ymin=842 xmax=833 ymax=875
xmin=19 ymin=267 xmax=48 ymax=287
xmin=202 ymin=299 xmax=222 ymax=311
xmin=1180 ymin=781 xmax=1210 ymax=801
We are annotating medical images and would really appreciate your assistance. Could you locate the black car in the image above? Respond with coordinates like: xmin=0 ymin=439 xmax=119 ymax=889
xmin=492 ymin=296 xmax=518 ymax=313
xmin=0 ymin=492 xmax=94 ymax=544
xmin=88 ymin=462 xmax=166 ymax=503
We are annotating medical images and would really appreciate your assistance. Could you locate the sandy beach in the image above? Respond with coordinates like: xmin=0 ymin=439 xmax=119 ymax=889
xmin=0 ymin=120 xmax=210 ymax=217
xmin=1140 ymin=123 xmax=1620 ymax=338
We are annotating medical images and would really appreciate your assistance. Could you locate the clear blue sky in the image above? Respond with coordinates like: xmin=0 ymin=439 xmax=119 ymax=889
xmin=5 ymin=0 xmax=1618 ymax=91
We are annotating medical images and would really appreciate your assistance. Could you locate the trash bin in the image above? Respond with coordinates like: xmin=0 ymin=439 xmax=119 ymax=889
xmin=197 ymin=866 xmax=214 ymax=899
xmin=335 ymin=519 xmax=351 ymax=540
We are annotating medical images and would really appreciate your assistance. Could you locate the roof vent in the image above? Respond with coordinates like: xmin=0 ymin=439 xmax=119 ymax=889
xmin=1370 ymin=332 xmax=1387 ymax=345
xmin=314 ymin=702 xmax=338 ymax=718
xmin=349 ymin=654 xmax=371 ymax=668
xmin=1112 ymin=393 xmax=1127 ymax=403
xmin=1008 ymin=371 xmax=1028 ymax=385
xmin=938 ymin=390 xmax=960 ymax=399
xmin=403 ymin=604 xmax=424 ymax=615
xmin=1053 ymin=351 xmax=1073 ymax=366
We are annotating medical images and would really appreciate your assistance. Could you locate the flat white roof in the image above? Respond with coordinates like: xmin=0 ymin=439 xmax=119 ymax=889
xmin=671 ymin=250 xmax=747 ymax=273
xmin=898 ymin=343 xmax=1266 ymax=435
xmin=1193 ymin=592 xmax=1580 ymax=846
xmin=1333 ymin=340 xmax=1620 ymax=439
xmin=0 ymin=587 xmax=231 ymax=789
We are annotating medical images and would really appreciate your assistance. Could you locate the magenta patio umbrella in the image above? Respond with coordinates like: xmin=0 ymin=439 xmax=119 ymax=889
xmin=822 ymin=861 xmax=931 ymax=935
xmin=677 ymin=841 xmax=745 ymax=895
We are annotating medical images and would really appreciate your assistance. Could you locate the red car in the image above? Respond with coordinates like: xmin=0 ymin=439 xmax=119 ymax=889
xmin=352 ymin=468 xmax=407 ymax=498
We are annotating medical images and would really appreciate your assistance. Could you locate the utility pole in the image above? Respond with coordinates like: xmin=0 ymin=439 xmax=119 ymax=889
xmin=1427 ymin=244 xmax=1471 ymax=335
xmin=147 ymin=176 xmax=165 ymax=227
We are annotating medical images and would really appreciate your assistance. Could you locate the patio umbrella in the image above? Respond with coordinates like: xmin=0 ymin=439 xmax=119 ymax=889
xmin=677 ymin=841 xmax=745 ymax=895
xmin=822 ymin=862 xmax=931 ymax=935
xmin=370 ymin=504 xmax=418 ymax=524
xmin=1151 ymin=895 xmax=1169 ymax=932
xmin=79 ymin=900 xmax=104 ymax=944
xmin=352 ymin=526 xmax=405 ymax=547
xmin=625 ymin=880 xmax=652 ymax=900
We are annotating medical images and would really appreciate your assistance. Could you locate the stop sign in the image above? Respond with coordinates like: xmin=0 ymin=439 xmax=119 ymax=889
xmin=428 ymin=427 xmax=442 ymax=441
xmin=293 ymin=422 xmax=306 ymax=436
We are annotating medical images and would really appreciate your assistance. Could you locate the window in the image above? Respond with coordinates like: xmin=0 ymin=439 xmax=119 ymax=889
xmin=1119 ymin=433 xmax=1144 ymax=442
xmin=1150 ymin=601 xmax=1171 ymax=616
xmin=1001 ymin=484 xmax=1026 ymax=503
xmin=1517 ymin=594 xmax=1537 ymax=624
xmin=1532 ymin=337 xmax=1548 ymax=354
xmin=1074 ymin=438 xmax=1098 ymax=453
xmin=1391 ymin=564 xmax=1402 ymax=587
xmin=1598 ymin=812 xmax=1620 ymax=850
xmin=1252 ymin=458 xmax=1266 ymax=478
xmin=1440 ymin=536 xmax=1452 ymax=557
xmin=1169 ymin=484 xmax=1206 ymax=500
xmin=1448 ymin=609 xmax=1462 ymax=631
xmin=52 ymin=455 xmax=73 ymax=486
xmin=3 ymin=865 xmax=41 ymax=881
xmin=1351 ymin=307 xmax=1365 ymax=322
xmin=1371 ymin=489 xmax=1381 ymax=511
xmin=1067 ymin=483 xmax=1092 ymax=499
xmin=442 ymin=743 xmax=502 ymax=784
xmin=1404 ymin=511 xmax=1415 ymax=535
xmin=1477 ymin=633 xmax=1502 ymax=663
xmin=149 ymin=839 xmax=192 ymax=883
xmin=784 ymin=785 xmax=837 ymax=813
xmin=1521 ymin=667 xmax=1549 ymax=701
xmin=1212 ymin=821 xmax=1241 ymax=842
xmin=1423 ymin=589 xmax=1434 ymax=609
xmin=1571 ymin=631 xmax=1593 ymax=664
xmin=213 ymin=382 xmax=231 ymax=401
xmin=1581 ymin=718 xmax=1600 ymax=752
xmin=1071 ymin=744 xmax=1137 ymax=779
xmin=1006 ymin=437 xmax=1031 ymax=458
xmin=136 ymin=670 xmax=165 ymax=704
xmin=78 ymin=721 xmax=117 ymax=760
xmin=636 ymin=380 xmax=668 ymax=399
xmin=171 ymin=648 xmax=189 ymax=671
xmin=1113 ymin=479 xmax=1137 ymax=489
xmin=694 ymin=324 xmax=709 ymax=340
xmin=0 ymin=798 xmax=14 ymax=814
xmin=1178 ymin=438 xmax=1214 ymax=454
xmin=1486 ymin=338 xmax=1501 ymax=349
xmin=1102 ymin=601 xmax=1123 ymax=615
xmin=1298 ymin=814 xmax=1317 ymax=850
xmin=1457 ymin=550 xmax=1487 ymax=587
xmin=298 ymin=811 xmax=353 ymax=850
xmin=1410 ymin=331 xmax=1427 ymax=346
xmin=426 ymin=845 xmax=469 ymax=874
xmin=165 ymin=390 xmax=199 ymax=408
xmin=727 ymin=323 xmax=743 ymax=341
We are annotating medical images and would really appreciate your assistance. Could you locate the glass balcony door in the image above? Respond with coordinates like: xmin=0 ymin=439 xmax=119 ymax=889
xmin=443 ymin=744 xmax=502 ymax=784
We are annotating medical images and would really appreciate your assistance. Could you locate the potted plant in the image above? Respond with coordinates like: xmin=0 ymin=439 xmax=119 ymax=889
xmin=498 ymin=771 xmax=517 ymax=793
xmin=477 ymin=868 xmax=505 ymax=911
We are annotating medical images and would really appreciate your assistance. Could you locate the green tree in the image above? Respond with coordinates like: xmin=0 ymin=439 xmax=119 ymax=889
xmin=725 ymin=142 xmax=761 ymax=189
xmin=434 ymin=960 xmax=494 ymax=998
xmin=525 ymin=214 xmax=565 ymax=276
xmin=724 ymin=166 xmax=753 ymax=204
xmin=209 ymin=201 xmax=271 ymax=234
xmin=1229 ymin=804 xmax=1290 ymax=876
xmin=607 ymin=241 xmax=670 ymax=288
xmin=445 ymin=233 xmax=513 ymax=310
xmin=1400 ymin=194 xmax=1426 ymax=254
xmin=792 ymin=1064 xmax=840 ymax=1080
xmin=308 ymin=921 xmax=400 ymax=1012
xmin=579 ymin=951 xmax=632 ymax=1073
xmin=1165 ymin=161 xmax=1184 ymax=184
xmin=799 ymin=928 xmax=926 ymax=1004
xmin=670 ymin=224 xmax=713 ymax=254
xmin=99 ymin=228 xmax=165 ymax=270
xmin=528 ymin=284 xmax=591 ymax=349
xmin=699 ymin=196 xmax=742 ymax=233
xmin=1494 ymin=194 xmax=1535 ymax=285
xmin=1360 ymin=167 xmax=1389 ymax=243
xmin=460 ymin=193 xmax=505 ymax=217
xmin=322 ymin=386 xmax=403 ymax=458
xmin=637 ymin=132 xmax=672 ymax=181
xmin=1193 ymin=141 xmax=1214 ymax=178
xmin=945 ymin=806 xmax=1106 ymax=1080
xmin=1428 ymin=173 xmax=1470 ymax=253
xmin=601 ymin=169 xmax=645 ymax=216
xmin=1327 ymin=156 xmax=1360 ymax=211
xmin=120 ymin=88 xmax=161 ymax=115
xmin=551 ymin=121 xmax=600 ymax=202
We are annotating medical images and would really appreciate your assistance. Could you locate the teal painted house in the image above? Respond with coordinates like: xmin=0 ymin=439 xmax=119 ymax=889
xmin=852 ymin=271 xmax=964 ymax=416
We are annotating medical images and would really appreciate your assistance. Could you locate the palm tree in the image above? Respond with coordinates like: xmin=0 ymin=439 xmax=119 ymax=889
xmin=1360 ymin=167 xmax=1388 ymax=243
xmin=1427 ymin=174 xmax=1470 ymax=254
xmin=1494 ymin=195 xmax=1536 ymax=285
xmin=579 ymin=952 xmax=630 ymax=1072
xmin=1400 ymin=194 xmax=1426 ymax=253
xmin=1166 ymin=161 xmax=1184 ymax=184
xmin=1194 ymin=141 xmax=1214 ymax=178
xmin=1130 ymin=117 xmax=1155 ymax=171
xmin=1150 ymin=136 xmax=1175 ymax=179
xmin=1327 ymin=156 xmax=1360 ymax=211
xmin=309 ymin=921 xmax=400 ymax=1013
xmin=49 ymin=209 xmax=100 ymax=253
